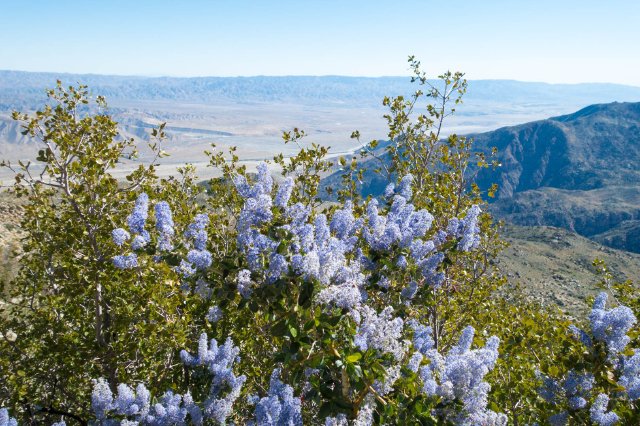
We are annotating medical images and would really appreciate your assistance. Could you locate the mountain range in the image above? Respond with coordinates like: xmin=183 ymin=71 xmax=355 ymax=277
xmin=474 ymin=102 xmax=640 ymax=253
xmin=3 ymin=70 xmax=640 ymax=108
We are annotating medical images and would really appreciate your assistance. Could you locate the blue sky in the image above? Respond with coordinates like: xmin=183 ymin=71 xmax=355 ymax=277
xmin=1 ymin=0 xmax=639 ymax=85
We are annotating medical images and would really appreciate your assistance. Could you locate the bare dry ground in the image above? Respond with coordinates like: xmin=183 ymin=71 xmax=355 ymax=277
xmin=498 ymin=224 xmax=640 ymax=316
xmin=0 ymin=191 xmax=23 ymax=292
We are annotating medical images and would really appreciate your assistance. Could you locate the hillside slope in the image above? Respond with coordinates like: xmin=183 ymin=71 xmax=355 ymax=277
xmin=472 ymin=102 xmax=640 ymax=251
xmin=475 ymin=102 xmax=640 ymax=197
xmin=498 ymin=225 xmax=640 ymax=315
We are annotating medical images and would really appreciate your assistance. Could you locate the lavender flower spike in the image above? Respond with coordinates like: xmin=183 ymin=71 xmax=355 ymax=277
xmin=0 ymin=408 xmax=18 ymax=426
xmin=127 ymin=192 xmax=149 ymax=235
xmin=155 ymin=201 xmax=175 ymax=251
xmin=590 ymin=393 xmax=619 ymax=425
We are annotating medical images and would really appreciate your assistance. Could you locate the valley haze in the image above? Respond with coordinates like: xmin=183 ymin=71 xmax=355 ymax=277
xmin=2 ymin=70 xmax=640 ymax=181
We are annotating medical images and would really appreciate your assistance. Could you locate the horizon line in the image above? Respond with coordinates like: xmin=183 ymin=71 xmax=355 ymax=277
xmin=1 ymin=68 xmax=640 ymax=89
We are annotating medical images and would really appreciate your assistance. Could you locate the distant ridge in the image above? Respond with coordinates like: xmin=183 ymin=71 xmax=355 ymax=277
xmin=2 ymin=70 xmax=640 ymax=109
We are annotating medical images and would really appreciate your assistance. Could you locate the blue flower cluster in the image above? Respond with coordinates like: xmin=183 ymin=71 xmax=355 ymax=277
xmin=416 ymin=325 xmax=505 ymax=425
xmin=363 ymin=195 xmax=433 ymax=251
xmin=372 ymin=183 xmax=449 ymax=287
xmin=409 ymin=319 xmax=435 ymax=354
xmin=406 ymin=320 xmax=435 ymax=373
xmin=180 ymin=334 xmax=246 ymax=424
xmin=233 ymin=164 xmax=470 ymax=312
xmin=410 ymin=243 xmax=445 ymax=289
xmin=236 ymin=269 xmax=253 ymax=299
xmin=184 ymin=213 xmax=209 ymax=251
xmin=113 ymin=193 xmax=153 ymax=269
xmin=1 ymin=410 xmax=66 ymax=426
xmin=324 ymin=413 xmax=348 ymax=426
xmin=128 ymin=193 xmax=150 ymax=236
xmin=590 ymin=394 xmax=619 ymax=426
xmin=235 ymin=167 xmax=280 ymax=278
xmin=274 ymin=176 xmax=294 ymax=208
xmin=177 ymin=259 xmax=196 ymax=277
xmin=323 ymin=394 xmax=375 ymax=426
xmin=112 ymin=253 xmax=139 ymax=270
xmin=184 ymin=213 xmax=213 ymax=271
xmin=112 ymin=194 xmax=214 ymax=277
xmin=588 ymin=292 xmax=636 ymax=358
xmin=111 ymin=194 xmax=179 ymax=269
xmin=90 ymin=334 xmax=245 ymax=425
xmin=234 ymin=165 xmax=367 ymax=309
xmin=155 ymin=201 xmax=175 ymax=252
xmin=446 ymin=205 xmax=482 ymax=252
xmin=541 ymin=292 xmax=639 ymax=422
xmin=251 ymin=369 xmax=302 ymax=426
xmin=568 ymin=324 xmax=593 ymax=348
xmin=353 ymin=306 xmax=406 ymax=361
xmin=538 ymin=370 xmax=594 ymax=421
xmin=235 ymin=164 xmax=274 ymax=232
xmin=182 ymin=214 xmax=212 ymax=274
xmin=307 ymin=206 xmax=366 ymax=310
xmin=404 ymin=205 xmax=483 ymax=291
xmin=384 ymin=174 xmax=414 ymax=200
xmin=569 ymin=292 xmax=638 ymax=364
xmin=353 ymin=394 xmax=375 ymax=426
xmin=619 ymin=350 xmax=640 ymax=401
xmin=92 ymin=377 xmax=201 ymax=426
xmin=563 ymin=371 xmax=594 ymax=410
xmin=0 ymin=409 xmax=18 ymax=426
xmin=112 ymin=227 xmax=130 ymax=247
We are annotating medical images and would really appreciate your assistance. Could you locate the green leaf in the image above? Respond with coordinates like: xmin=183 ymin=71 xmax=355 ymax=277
xmin=288 ymin=324 xmax=298 ymax=338
xmin=346 ymin=353 xmax=362 ymax=363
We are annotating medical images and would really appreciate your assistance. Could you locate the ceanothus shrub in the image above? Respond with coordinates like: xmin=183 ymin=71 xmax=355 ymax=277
xmin=3 ymin=162 xmax=639 ymax=425
xmin=537 ymin=292 xmax=640 ymax=425
xmin=91 ymin=164 xmax=504 ymax=424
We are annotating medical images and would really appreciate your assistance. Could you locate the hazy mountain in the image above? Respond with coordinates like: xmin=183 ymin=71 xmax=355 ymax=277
xmin=2 ymin=70 xmax=640 ymax=109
